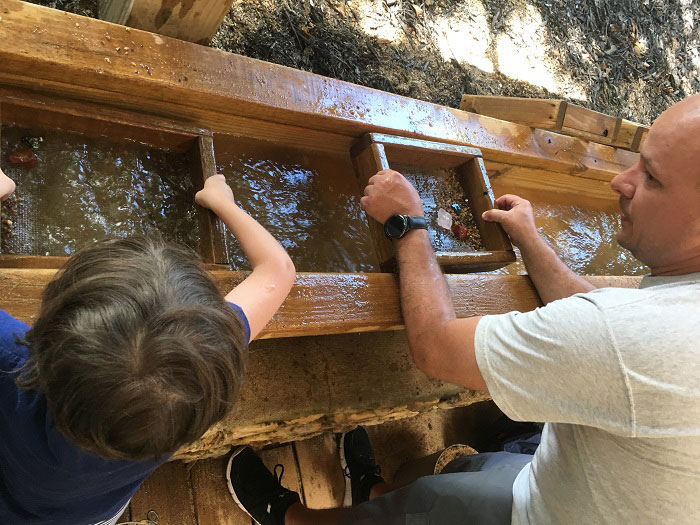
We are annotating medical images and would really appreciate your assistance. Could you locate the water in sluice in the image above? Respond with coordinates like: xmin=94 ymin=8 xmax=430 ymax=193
xmin=491 ymin=192 xmax=648 ymax=276
xmin=0 ymin=126 xmax=198 ymax=256
xmin=215 ymin=138 xmax=379 ymax=272
xmin=398 ymin=164 xmax=484 ymax=252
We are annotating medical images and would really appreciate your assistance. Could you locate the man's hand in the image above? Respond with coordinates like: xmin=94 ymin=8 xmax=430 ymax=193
xmin=0 ymin=168 xmax=16 ymax=201
xmin=482 ymin=194 xmax=538 ymax=248
xmin=360 ymin=169 xmax=424 ymax=223
xmin=195 ymin=174 xmax=236 ymax=213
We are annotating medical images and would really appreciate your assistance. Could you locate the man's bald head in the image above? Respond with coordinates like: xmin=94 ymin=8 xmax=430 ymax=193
xmin=647 ymin=94 xmax=700 ymax=189
xmin=610 ymin=94 xmax=700 ymax=275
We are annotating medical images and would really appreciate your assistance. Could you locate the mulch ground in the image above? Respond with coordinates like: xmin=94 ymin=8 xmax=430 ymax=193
xmin=25 ymin=0 xmax=700 ymax=124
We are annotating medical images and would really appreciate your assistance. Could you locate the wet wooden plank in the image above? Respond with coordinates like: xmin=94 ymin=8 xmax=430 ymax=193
xmin=190 ymin=456 xmax=251 ymax=525
xmin=101 ymin=0 xmax=236 ymax=45
xmin=130 ymin=461 xmax=196 ymax=525
xmin=294 ymin=433 xmax=345 ymax=509
xmin=0 ymin=0 xmax=637 ymax=181
xmin=0 ymin=269 xmax=641 ymax=338
xmin=0 ymin=87 xmax=204 ymax=152
xmin=486 ymin=161 xmax=618 ymax=204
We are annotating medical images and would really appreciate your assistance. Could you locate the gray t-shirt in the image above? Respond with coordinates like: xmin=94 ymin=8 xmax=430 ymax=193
xmin=475 ymin=272 xmax=700 ymax=524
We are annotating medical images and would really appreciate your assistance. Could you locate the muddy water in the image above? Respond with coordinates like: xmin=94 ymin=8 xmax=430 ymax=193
xmin=215 ymin=138 xmax=379 ymax=272
xmin=0 ymin=126 xmax=198 ymax=256
xmin=398 ymin=165 xmax=484 ymax=252
xmin=490 ymin=191 xmax=647 ymax=276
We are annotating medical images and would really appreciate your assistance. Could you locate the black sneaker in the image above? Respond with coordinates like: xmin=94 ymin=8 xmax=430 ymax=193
xmin=339 ymin=426 xmax=385 ymax=507
xmin=225 ymin=446 xmax=301 ymax=525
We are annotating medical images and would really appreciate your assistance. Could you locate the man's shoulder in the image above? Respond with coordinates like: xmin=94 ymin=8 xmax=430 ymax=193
xmin=582 ymin=285 xmax=651 ymax=311
xmin=584 ymin=278 xmax=700 ymax=315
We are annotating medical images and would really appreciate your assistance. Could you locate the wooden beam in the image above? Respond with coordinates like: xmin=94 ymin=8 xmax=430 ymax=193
xmin=611 ymin=119 xmax=650 ymax=152
xmin=560 ymin=103 xmax=621 ymax=144
xmin=485 ymin=161 xmax=618 ymax=205
xmin=0 ymin=268 xmax=641 ymax=340
xmin=192 ymin=135 xmax=228 ymax=265
xmin=460 ymin=95 xmax=565 ymax=130
xmin=0 ymin=1 xmax=637 ymax=183
xmin=461 ymin=95 xmax=622 ymax=147
xmin=99 ymin=0 xmax=236 ymax=45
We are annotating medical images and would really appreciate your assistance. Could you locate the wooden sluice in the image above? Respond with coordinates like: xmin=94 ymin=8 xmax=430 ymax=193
xmin=0 ymin=0 xmax=642 ymax=460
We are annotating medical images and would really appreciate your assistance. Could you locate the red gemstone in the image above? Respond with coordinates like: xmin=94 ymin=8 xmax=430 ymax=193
xmin=8 ymin=149 xmax=38 ymax=169
xmin=451 ymin=223 xmax=468 ymax=241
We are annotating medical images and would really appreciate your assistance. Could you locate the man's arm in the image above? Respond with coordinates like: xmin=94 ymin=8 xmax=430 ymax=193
xmin=361 ymin=170 xmax=487 ymax=391
xmin=482 ymin=194 xmax=595 ymax=304
xmin=196 ymin=175 xmax=295 ymax=342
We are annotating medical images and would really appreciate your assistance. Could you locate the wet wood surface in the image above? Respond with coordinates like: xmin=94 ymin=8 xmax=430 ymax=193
xmin=0 ymin=269 xmax=641 ymax=338
xmin=486 ymin=160 xmax=619 ymax=205
xmin=0 ymin=0 xmax=638 ymax=182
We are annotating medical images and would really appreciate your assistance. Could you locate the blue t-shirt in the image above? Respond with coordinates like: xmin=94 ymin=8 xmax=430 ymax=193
xmin=0 ymin=304 xmax=249 ymax=524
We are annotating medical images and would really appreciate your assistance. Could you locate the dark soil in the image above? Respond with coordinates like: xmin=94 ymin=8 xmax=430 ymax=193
xmin=26 ymin=0 xmax=700 ymax=124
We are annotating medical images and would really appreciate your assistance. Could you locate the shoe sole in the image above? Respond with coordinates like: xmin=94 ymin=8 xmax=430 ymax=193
xmin=339 ymin=432 xmax=352 ymax=507
xmin=226 ymin=446 xmax=263 ymax=525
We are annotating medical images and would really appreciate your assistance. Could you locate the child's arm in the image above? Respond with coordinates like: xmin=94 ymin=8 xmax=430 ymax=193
xmin=0 ymin=168 xmax=15 ymax=201
xmin=195 ymin=175 xmax=295 ymax=342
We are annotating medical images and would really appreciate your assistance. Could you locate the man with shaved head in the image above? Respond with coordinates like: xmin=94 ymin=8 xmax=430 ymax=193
xmin=226 ymin=97 xmax=700 ymax=524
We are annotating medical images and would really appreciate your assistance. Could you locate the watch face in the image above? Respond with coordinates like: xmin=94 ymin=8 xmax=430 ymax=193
xmin=384 ymin=215 xmax=408 ymax=239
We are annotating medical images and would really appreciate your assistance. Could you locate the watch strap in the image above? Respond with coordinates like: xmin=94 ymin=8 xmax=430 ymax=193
xmin=405 ymin=216 xmax=428 ymax=231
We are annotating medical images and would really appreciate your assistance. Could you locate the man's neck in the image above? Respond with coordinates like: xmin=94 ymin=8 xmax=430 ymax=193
xmin=649 ymin=250 xmax=700 ymax=276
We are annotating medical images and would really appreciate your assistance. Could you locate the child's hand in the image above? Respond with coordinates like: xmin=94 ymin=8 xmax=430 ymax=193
xmin=0 ymin=167 xmax=16 ymax=201
xmin=195 ymin=174 xmax=236 ymax=212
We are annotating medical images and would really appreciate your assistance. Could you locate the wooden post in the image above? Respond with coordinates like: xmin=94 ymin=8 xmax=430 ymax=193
xmin=99 ymin=0 xmax=236 ymax=44
xmin=351 ymin=141 xmax=395 ymax=271
xmin=192 ymin=135 xmax=228 ymax=265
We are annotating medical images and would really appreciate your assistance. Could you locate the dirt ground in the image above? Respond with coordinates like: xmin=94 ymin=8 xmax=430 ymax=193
xmin=28 ymin=0 xmax=699 ymax=125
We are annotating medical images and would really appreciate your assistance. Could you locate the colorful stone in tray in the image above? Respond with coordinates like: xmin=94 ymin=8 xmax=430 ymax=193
xmin=436 ymin=207 xmax=453 ymax=230
xmin=8 ymin=149 xmax=38 ymax=169
xmin=451 ymin=223 xmax=468 ymax=241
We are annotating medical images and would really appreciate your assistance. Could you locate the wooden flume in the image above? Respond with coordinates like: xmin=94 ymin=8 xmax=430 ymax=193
xmin=0 ymin=1 xmax=640 ymax=458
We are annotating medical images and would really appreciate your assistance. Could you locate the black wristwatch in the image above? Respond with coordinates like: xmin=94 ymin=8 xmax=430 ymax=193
xmin=384 ymin=214 xmax=428 ymax=239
